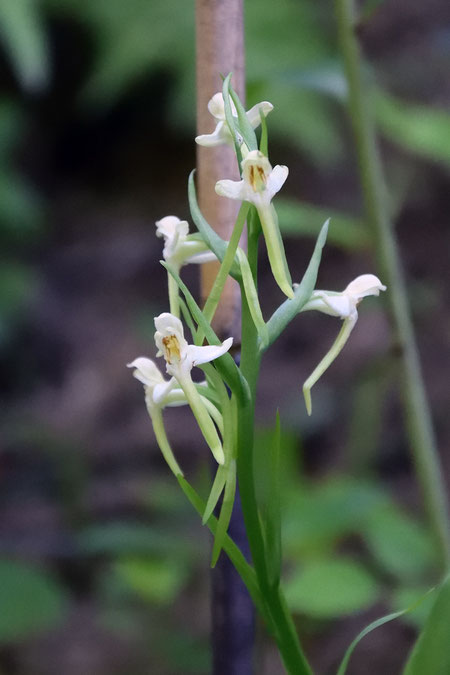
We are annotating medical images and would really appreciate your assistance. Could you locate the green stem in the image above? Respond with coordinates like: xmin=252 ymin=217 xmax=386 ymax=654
xmin=335 ymin=0 xmax=450 ymax=569
xmin=238 ymin=276 xmax=312 ymax=673
xmin=168 ymin=269 xmax=180 ymax=317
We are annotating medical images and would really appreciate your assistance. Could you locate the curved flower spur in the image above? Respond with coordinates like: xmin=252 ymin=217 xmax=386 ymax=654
xmin=300 ymin=274 xmax=387 ymax=414
xmin=128 ymin=356 xmax=223 ymax=476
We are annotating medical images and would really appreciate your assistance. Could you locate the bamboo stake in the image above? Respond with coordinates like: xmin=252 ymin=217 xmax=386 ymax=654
xmin=196 ymin=2 xmax=255 ymax=673
xmin=196 ymin=0 xmax=244 ymax=340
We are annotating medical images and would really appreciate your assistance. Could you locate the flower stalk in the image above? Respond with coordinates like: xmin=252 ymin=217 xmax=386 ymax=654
xmin=335 ymin=0 xmax=450 ymax=569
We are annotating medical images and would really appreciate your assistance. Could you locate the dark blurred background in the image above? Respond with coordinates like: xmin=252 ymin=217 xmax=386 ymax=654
xmin=1 ymin=1 xmax=449 ymax=673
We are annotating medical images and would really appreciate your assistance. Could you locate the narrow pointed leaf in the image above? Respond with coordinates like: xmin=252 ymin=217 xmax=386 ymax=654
xmin=337 ymin=586 xmax=436 ymax=675
xmin=228 ymin=79 xmax=258 ymax=152
xmin=222 ymin=73 xmax=243 ymax=164
xmin=211 ymin=460 xmax=237 ymax=567
xmin=188 ymin=171 xmax=241 ymax=281
xmin=177 ymin=475 xmax=266 ymax=620
xmin=265 ymin=219 xmax=329 ymax=348
xmin=403 ymin=576 xmax=450 ymax=675
xmin=265 ymin=412 xmax=282 ymax=588
xmin=202 ymin=464 xmax=227 ymax=525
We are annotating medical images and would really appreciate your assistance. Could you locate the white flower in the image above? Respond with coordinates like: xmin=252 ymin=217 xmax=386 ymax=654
xmin=154 ymin=313 xmax=233 ymax=380
xmin=215 ymin=150 xmax=293 ymax=299
xmin=301 ymin=274 xmax=386 ymax=415
xmin=215 ymin=150 xmax=288 ymax=209
xmin=128 ymin=357 xmax=181 ymax=408
xmin=302 ymin=274 xmax=387 ymax=325
xmin=195 ymin=92 xmax=273 ymax=147
xmin=154 ymin=312 xmax=233 ymax=464
xmin=156 ymin=215 xmax=215 ymax=267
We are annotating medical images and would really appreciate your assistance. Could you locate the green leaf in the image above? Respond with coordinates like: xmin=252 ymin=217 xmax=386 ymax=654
xmin=228 ymin=79 xmax=258 ymax=152
xmin=264 ymin=411 xmax=282 ymax=588
xmin=222 ymin=73 xmax=244 ymax=164
xmin=376 ymin=91 xmax=450 ymax=166
xmin=276 ymin=198 xmax=370 ymax=251
xmin=391 ymin=587 xmax=435 ymax=629
xmin=211 ymin=460 xmax=237 ymax=567
xmin=337 ymin=585 xmax=435 ymax=675
xmin=365 ymin=507 xmax=437 ymax=581
xmin=403 ymin=576 xmax=450 ymax=675
xmin=265 ymin=219 xmax=329 ymax=347
xmin=187 ymin=171 xmax=241 ymax=281
xmin=0 ymin=559 xmax=68 ymax=642
xmin=285 ymin=558 xmax=379 ymax=618
xmin=177 ymin=475 xmax=267 ymax=621
xmin=114 ymin=557 xmax=187 ymax=605
xmin=283 ymin=476 xmax=386 ymax=557
xmin=0 ymin=0 xmax=49 ymax=92
xmin=78 ymin=522 xmax=194 ymax=558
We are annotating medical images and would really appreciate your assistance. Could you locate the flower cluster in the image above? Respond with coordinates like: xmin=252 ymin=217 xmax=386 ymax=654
xmin=128 ymin=81 xmax=386 ymax=494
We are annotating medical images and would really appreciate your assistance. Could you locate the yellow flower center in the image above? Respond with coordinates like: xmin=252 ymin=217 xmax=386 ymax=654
xmin=162 ymin=334 xmax=181 ymax=364
xmin=248 ymin=163 xmax=267 ymax=192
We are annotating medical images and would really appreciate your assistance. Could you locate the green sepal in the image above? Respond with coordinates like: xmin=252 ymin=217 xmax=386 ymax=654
xmin=188 ymin=170 xmax=242 ymax=281
xmin=161 ymin=261 xmax=249 ymax=404
xmin=264 ymin=218 xmax=329 ymax=349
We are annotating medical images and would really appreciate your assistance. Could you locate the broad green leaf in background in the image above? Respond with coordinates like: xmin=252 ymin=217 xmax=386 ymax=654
xmin=285 ymin=557 xmax=379 ymax=618
xmin=0 ymin=559 xmax=68 ymax=642
xmin=114 ymin=557 xmax=187 ymax=605
xmin=403 ymin=575 xmax=450 ymax=675
xmin=0 ymin=0 xmax=50 ymax=91
xmin=275 ymin=198 xmax=370 ymax=251
xmin=282 ymin=476 xmax=386 ymax=558
xmin=364 ymin=506 xmax=437 ymax=581
xmin=376 ymin=91 xmax=450 ymax=167
xmin=78 ymin=522 xmax=196 ymax=560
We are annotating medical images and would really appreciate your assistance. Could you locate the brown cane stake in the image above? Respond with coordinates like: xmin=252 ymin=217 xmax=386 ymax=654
xmin=196 ymin=1 xmax=255 ymax=673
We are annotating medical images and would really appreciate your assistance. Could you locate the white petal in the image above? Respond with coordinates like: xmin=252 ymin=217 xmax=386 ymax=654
xmin=155 ymin=216 xmax=189 ymax=240
xmin=127 ymin=357 xmax=164 ymax=387
xmin=195 ymin=121 xmax=230 ymax=147
xmin=154 ymin=312 xmax=185 ymax=338
xmin=344 ymin=274 xmax=386 ymax=299
xmin=152 ymin=377 xmax=177 ymax=405
xmin=246 ymin=101 xmax=274 ymax=128
xmin=266 ymin=165 xmax=288 ymax=200
xmin=207 ymin=92 xmax=237 ymax=119
xmin=314 ymin=292 xmax=354 ymax=319
xmin=215 ymin=179 xmax=248 ymax=202
xmin=185 ymin=250 xmax=217 ymax=265
xmin=186 ymin=337 xmax=233 ymax=367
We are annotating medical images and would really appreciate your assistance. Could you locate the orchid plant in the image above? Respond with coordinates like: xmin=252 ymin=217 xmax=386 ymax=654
xmin=129 ymin=76 xmax=386 ymax=674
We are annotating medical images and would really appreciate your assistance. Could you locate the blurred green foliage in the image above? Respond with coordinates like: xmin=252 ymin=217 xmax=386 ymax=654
xmin=0 ymin=0 xmax=448 ymax=670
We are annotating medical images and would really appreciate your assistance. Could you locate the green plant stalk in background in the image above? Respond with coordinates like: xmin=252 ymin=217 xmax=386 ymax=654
xmin=334 ymin=0 xmax=450 ymax=570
